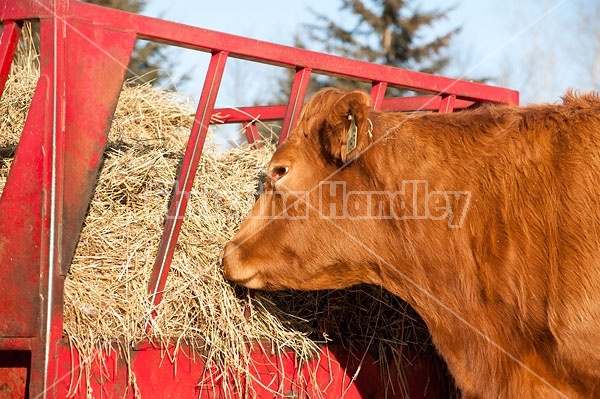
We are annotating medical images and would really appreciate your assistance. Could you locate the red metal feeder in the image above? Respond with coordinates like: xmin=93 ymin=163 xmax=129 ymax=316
xmin=0 ymin=2 xmax=518 ymax=397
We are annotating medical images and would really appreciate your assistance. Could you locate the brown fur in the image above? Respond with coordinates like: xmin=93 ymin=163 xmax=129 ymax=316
xmin=222 ymin=88 xmax=600 ymax=398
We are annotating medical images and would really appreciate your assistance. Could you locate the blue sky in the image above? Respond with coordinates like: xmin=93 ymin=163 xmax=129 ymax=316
xmin=144 ymin=0 xmax=338 ymax=44
xmin=140 ymin=0 xmax=591 ymax=107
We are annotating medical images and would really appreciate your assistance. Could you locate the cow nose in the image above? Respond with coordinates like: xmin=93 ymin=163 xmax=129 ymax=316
xmin=220 ymin=242 xmax=234 ymax=276
xmin=268 ymin=164 xmax=289 ymax=183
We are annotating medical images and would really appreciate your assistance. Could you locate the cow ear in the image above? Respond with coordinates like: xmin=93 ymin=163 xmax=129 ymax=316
xmin=324 ymin=91 xmax=372 ymax=163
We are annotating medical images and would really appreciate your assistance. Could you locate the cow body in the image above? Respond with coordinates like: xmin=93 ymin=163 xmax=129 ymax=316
xmin=222 ymin=88 xmax=600 ymax=398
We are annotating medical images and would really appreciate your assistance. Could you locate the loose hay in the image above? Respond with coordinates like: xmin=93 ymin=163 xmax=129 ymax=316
xmin=1 ymin=25 xmax=436 ymax=398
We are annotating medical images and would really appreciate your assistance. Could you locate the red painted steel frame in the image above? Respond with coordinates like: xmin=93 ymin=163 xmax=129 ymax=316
xmin=49 ymin=342 xmax=452 ymax=399
xmin=370 ymin=82 xmax=388 ymax=110
xmin=0 ymin=0 xmax=518 ymax=397
xmin=148 ymin=50 xmax=229 ymax=319
xmin=0 ymin=21 xmax=20 ymax=96
xmin=279 ymin=67 xmax=312 ymax=142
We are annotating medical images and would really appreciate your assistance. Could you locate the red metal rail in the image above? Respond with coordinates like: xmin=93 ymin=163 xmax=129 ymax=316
xmin=0 ymin=1 xmax=518 ymax=397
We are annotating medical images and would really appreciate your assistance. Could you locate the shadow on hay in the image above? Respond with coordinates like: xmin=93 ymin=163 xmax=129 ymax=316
xmin=241 ymin=284 xmax=460 ymax=397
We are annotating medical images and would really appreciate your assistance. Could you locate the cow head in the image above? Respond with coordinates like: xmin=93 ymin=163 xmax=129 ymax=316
xmin=221 ymin=88 xmax=393 ymax=291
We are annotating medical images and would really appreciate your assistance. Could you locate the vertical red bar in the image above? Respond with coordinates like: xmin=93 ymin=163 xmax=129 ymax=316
xmin=279 ymin=67 xmax=311 ymax=143
xmin=0 ymin=21 xmax=21 ymax=98
xmin=41 ymin=0 xmax=72 ymax=394
xmin=148 ymin=51 xmax=229 ymax=315
xmin=244 ymin=123 xmax=255 ymax=145
xmin=244 ymin=122 xmax=262 ymax=148
xmin=438 ymin=94 xmax=456 ymax=113
xmin=370 ymin=81 xmax=387 ymax=110
xmin=35 ymin=5 xmax=69 ymax=396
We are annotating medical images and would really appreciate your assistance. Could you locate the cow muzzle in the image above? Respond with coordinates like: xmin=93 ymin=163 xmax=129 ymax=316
xmin=220 ymin=241 xmax=265 ymax=289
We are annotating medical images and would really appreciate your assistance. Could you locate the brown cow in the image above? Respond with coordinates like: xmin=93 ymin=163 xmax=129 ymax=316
xmin=221 ymin=88 xmax=600 ymax=398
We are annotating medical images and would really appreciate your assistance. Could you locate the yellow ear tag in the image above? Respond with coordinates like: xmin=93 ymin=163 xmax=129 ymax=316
xmin=346 ymin=114 xmax=357 ymax=156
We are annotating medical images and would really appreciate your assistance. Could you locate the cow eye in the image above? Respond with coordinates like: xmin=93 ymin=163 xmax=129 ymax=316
xmin=269 ymin=165 xmax=290 ymax=183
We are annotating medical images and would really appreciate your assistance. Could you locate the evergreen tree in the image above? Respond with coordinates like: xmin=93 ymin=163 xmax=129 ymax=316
xmin=276 ymin=0 xmax=459 ymax=99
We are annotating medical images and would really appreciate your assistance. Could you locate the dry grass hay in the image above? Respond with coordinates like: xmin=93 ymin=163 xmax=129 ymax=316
xmin=1 ymin=25 xmax=435 ymax=398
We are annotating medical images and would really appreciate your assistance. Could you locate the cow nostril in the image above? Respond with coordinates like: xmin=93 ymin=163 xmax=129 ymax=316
xmin=269 ymin=165 xmax=289 ymax=182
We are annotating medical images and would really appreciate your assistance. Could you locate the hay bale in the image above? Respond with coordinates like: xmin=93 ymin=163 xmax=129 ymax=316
xmin=0 ymin=26 xmax=38 ymax=194
xmin=1 ymin=24 xmax=433 ymax=398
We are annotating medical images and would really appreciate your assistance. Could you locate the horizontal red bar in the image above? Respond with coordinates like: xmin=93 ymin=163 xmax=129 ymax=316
xmin=212 ymin=105 xmax=287 ymax=123
xmin=0 ymin=337 xmax=34 ymax=351
xmin=211 ymin=96 xmax=476 ymax=125
xmin=65 ymin=2 xmax=518 ymax=105
xmin=0 ymin=1 xmax=55 ymax=20
xmin=53 ymin=341 xmax=450 ymax=399
xmin=379 ymin=96 xmax=475 ymax=112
